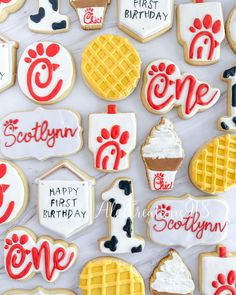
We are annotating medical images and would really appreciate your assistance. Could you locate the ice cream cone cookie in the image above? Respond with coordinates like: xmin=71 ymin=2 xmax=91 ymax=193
xmin=88 ymin=105 xmax=136 ymax=172
xmin=4 ymin=227 xmax=78 ymax=282
xmin=177 ymin=0 xmax=225 ymax=66
xmin=146 ymin=195 xmax=228 ymax=248
xmin=0 ymin=0 xmax=25 ymax=22
xmin=0 ymin=34 xmax=18 ymax=94
xmin=118 ymin=0 xmax=174 ymax=43
xmin=218 ymin=65 xmax=236 ymax=131
xmin=189 ymin=134 xmax=236 ymax=194
xmin=70 ymin=0 xmax=111 ymax=30
xmin=142 ymin=118 xmax=184 ymax=191
xmin=150 ymin=250 xmax=195 ymax=295
xmin=141 ymin=60 xmax=221 ymax=119
xmin=80 ymin=257 xmax=145 ymax=295
xmin=199 ymin=246 xmax=236 ymax=295
xmin=81 ymin=34 xmax=141 ymax=101
xmin=99 ymin=178 xmax=145 ymax=254
xmin=18 ymin=41 xmax=75 ymax=105
xmin=226 ymin=6 xmax=236 ymax=54
xmin=28 ymin=0 xmax=70 ymax=34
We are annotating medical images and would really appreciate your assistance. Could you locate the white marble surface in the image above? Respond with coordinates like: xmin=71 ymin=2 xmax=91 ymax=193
xmin=0 ymin=0 xmax=236 ymax=294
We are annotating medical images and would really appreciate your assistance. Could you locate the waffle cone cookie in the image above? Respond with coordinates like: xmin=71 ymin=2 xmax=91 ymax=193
xmin=150 ymin=250 xmax=195 ymax=295
xmin=80 ymin=257 xmax=145 ymax=295
xmin=81 ymin=34 xmax=141 ymax=101
xmin=189 ymin=134 xmax=236 ymax=194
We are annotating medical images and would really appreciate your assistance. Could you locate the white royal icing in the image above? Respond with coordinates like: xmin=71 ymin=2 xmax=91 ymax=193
xmin=4 ymin=227 xmax=77 ymax=282
xmin=178 ymin=2 xmax=225 ymax=64
xmin=0 ymin=36 xmax=18 ymax=93
xmin=0 ymin=108 xmax=83 ymax=160
xmin=200 ymin=247 xmax=236 ymax=295
xmin=88 ymin=105 xmax=136 ymax=172
xmin=147 ymin=170 xmax=177 ymax=191
xmin=142 ymin=118 xmax=184 ymax=159
xmin=118 ymin=0 xmax=174 ymax=41
xmin=147 ymin=195 xmax=229 ymax=248
xmin=151 ymin=251 xmax=195 ymax=294
xmin=28 ymin=0 xmax=69 ymax=33
xmin=78 ymin=7 xmax=105 ymax=27
xmin=0 ymin=161 xmax=27 ymax=225
xmin=18 ymin=41 xmax=75 ymax=104
xmin=4 ymin=288 xmax=77 ymax=295
xmin=142 ymin=59 xmax=221 ymax=119
xmin=100 ymin=178 xmax=145 ymax=254
xmin=37 ymin=161 xmax=96 ymax=238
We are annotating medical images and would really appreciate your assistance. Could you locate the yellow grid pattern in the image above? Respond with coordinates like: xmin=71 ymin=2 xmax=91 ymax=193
xmin=81 ymin=35 xmax=141 ymax=101
xmin=190 ymin=134 xmax=236 ymax=194
xmin=80 ymin=258 xmax=145 ymax=295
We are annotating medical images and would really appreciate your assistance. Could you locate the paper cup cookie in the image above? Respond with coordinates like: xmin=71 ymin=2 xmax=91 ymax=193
xmin=118 ymin=0 xmax=174 ymax=43
xmin=177 ymin=0 xmax=225 ymax=66
xmin=142 ymin=117 xmax=184 ymax=191
xmin=81 ymin=34 xmax=141 ymax=101
xmin=4 ymin=227 xmax=78 ymax=282
xmin=150 ymin=250 xmax=195 ymax=295
xmin=28 ymin=0 xmax=70 ymax=34
xmin=18 ymin=41 xmax=76 ymax=104
xmin=0 ymin=0 xmax=25 ymax=22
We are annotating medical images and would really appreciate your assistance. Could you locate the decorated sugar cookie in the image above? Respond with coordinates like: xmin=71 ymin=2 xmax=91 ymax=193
xmin=18 ymin=41 xmax=75 ymax=104
xmin=29 ymin=0 xmax=70 ymax=33
xmin=70 ymin=0 xmax=111 ymax=30
xmin=82 ymin=35 xmax=141 ymax=101
xmin=118 ymin=0 xmax=174 ymax=43
xmin=142 ymin=118 xmax=184 ymax=191
xmin=226 ymin=6 xmax=236 ymax=54
xmin=0 ymin=160 xmax=28 ymax=225
xmin=80 ymin=257 xmax=145 ymax=295
xmin=0 ymin=35 xmax=18 ymax=93
xmin=177 ymin=0 xmax=225 ymax=66
xmin=0 ymin=0 xmax=25 ymax=22
xmin=141 ymin=59 xmax=221 ymax=118
xmin=147 ymin=194 xmax=228 ymax=248
xmin=4 ymin=227 xmax=78 ymax=282
xmin=37 ymin=160 xmax=96 ymax=238
xmin=99 ymin=178 xmax=145 ymax=254
xmin=150 ymin=250 xmax=195 ymax=295
xmin=189 ymin=134 xmax=236 ymax=194
xmin=0 ymin=108 xmax=83 ymax=160
xmin=4 ymin=288 xmax=77 ymax=295
xmin=218 ymin=65 xmax=236 ymax=131
xmin=88 ymin=105 xmax=136 ymax=172
xmin=199 ymin=245 xmax=236 ymax=295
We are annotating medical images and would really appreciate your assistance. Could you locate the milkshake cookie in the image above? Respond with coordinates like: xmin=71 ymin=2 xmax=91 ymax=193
xmin=70 ymin=0 xmax=111 ymax=30
xmin=150 ymin=250 xmax=195 ymax=295
xmin=82 ymin=35 xmax=141 ymax=101
xmin=142 ymin=118 xmax=184 ymax=191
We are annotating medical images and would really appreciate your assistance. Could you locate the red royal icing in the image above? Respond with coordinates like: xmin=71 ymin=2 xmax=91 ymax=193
xmin=212 ymin=271 xmax=236 ymax=295
xmin=83 ymin=8 xmax=103 ymax=25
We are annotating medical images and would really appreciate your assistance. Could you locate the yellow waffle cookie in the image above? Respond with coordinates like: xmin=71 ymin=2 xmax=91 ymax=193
xmin=189 ymin=134 xmax=236 ymax=194
xmin=81 ymin=34 xmax=141 ymax=101
xmin=80 ymin=257 xmax=145 ymax=295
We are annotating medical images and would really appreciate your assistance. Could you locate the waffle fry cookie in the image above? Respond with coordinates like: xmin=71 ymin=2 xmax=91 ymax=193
xmin=81 ymin=34 xmax=141 ymax=101
xmin=189 ymin=134 xmax=236 ymax=194
xmin=80 ymin=257 xmax=145 ymax=295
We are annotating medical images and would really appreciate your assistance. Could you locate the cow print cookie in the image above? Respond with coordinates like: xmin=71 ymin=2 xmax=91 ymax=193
xmin=18 ymin=41 xmax=75 ymax=104
xmin=118 ymin=0 xmax=174 ymax=43
xmin=150 ymin=249 xmax=195 ymax=295
xmin=218 ymin=65 xmax=236 ymax=131
xmin=29 ymin=0 xmax=70 ymax=34
xmin=177 ymin=0 xmax=225 ymax=66
xmin=99 ymin=178 xmax=145 ymax=254
xmin=0 ymin=0 xmax=25 ymax=22
xmin=199 ymin=245 xmax=236 ymax=295
xmin=141 ymin=59 xmax=221 ymax=119
xmin=88 ymin=105 xmax=136 ymax=172
xmin=0 ymin=160 xmax=28 ymax=225
xmin=4 ymin=227 xmax=78 ymax=282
